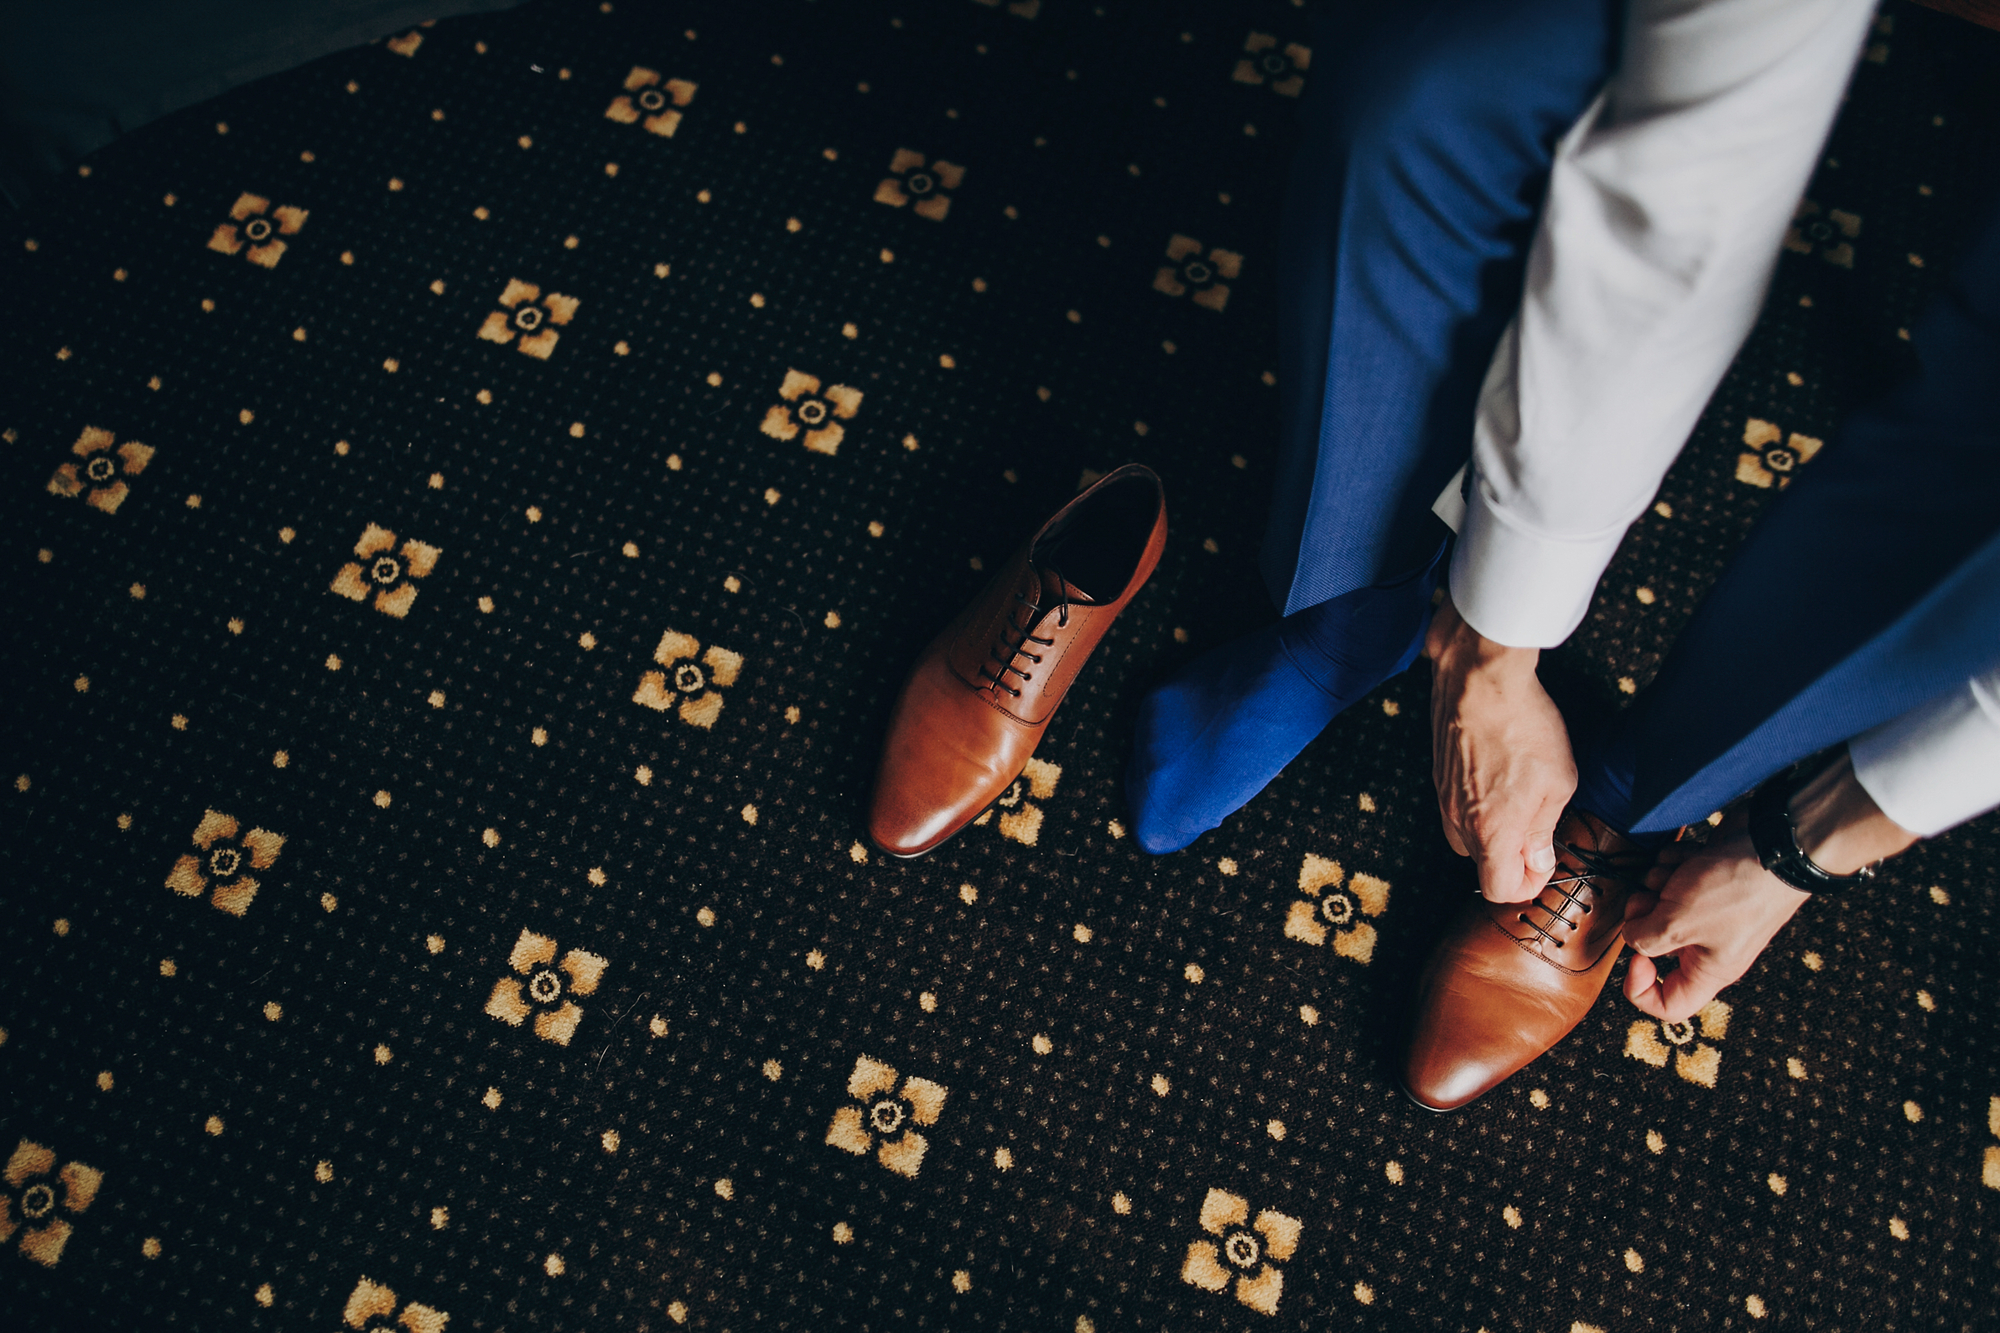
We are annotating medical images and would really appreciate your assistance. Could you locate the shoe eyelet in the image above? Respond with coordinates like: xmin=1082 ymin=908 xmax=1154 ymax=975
xmin=1554 ymin=940 xmax=1564 ymax=948
xmin=1517 ymin=913 xmax=1528 ymax=923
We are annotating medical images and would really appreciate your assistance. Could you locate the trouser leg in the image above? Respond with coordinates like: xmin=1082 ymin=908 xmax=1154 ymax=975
xmin=1130 ymin=0 xmax=1620 ymax=852
xmin=1572 ymin=199 xmax=2000 ymax=838
xmin=1260 ymin=0 xmax=1620 ymax=616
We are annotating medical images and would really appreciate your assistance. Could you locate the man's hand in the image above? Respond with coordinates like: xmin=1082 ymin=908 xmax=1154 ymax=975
xmin=1425 ymin=591 xmax=1577 ymax=903
xmin=1621 ymin=822 xmax=1810 ymax=1022
xmin=1623 ymin=752 xmax=1919 ymax=1022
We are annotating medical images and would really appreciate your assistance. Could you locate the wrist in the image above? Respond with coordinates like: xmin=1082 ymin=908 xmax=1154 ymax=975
xmin=1426 ymin=591 xmax=1541 ymax=681
xmin=1788 ymin=750 xmax=1920 ymax=875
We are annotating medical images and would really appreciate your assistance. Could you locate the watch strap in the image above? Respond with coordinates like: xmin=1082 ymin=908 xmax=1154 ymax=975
xmin=1748 ymin=762 xmax=1876 ymax=895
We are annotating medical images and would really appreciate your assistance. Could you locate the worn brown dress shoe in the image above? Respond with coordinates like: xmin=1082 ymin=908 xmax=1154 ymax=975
xmin=868 ymin=465 xmax=1167 ymax=857
xmin=1399 ymin=809 xmax=1650 ymax=1111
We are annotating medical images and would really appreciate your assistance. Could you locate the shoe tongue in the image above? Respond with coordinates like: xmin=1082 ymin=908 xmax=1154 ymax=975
xmin=1035 ymin=564 xmax=1097 ymax=606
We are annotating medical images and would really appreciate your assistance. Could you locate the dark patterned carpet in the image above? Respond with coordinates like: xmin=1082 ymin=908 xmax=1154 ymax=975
xmin=3 ymin=1 xmax=1998 ymax=1329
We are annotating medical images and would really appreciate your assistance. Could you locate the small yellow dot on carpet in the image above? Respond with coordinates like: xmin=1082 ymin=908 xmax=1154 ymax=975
xmin=832 ymin=1222 xmax=853 ymax=1243
xmin=994 ymin=1147 xmax=1013 ymax=1170
xmin=1646 ymin=1130 xmax=1666 ymax=1153
xmin=431 ymin=1207 xmax=448 ymax=1229
xmin=919 ymin=992 xmax=937 ymax=1012
xmin=959 ymin=884 xmax=979 ymax=904
xmin=315 ymin=1160 xmax=333 ymax=1182
xmin=1624 ymin=1248 xmax=1645 ymax=1273
xmin=1150 ymin=1074 xmax=1169 ymax=1096
xmin=1184 ymin=963 xmax=1204 ymax=983
xmin=545 ymin=1253 xmax=565 ymax=1275
xmin=602 ymin=1130 xmax=620 ymax=1153
xmin=1385 ymin=1160 xmax=1403 ymax=1184
xmin=763 ymin=1059 xmax=783 ymax=1080
xmin=1768 ymin=1173 xmax=1787 ymax=1195
xmin=142 ymin=1238 xmax=161 ymax=1258
xmin=1503 ymin=1205 xmax=1523 ymax=1228
xmin=482 ymin=1087 xmax=502 ymax=1109
xmin=1354 ymin=1283 xmax=1374 ymax=1305
xmin=1032 ymin=1034 xmax=1053 ymax=1056
xmin=952 ymin=1271 xmax=971 ymax=1293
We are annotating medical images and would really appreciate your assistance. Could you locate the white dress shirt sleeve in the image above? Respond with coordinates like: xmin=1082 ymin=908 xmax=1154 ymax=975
xmin=1849 ymin=667 xmax=2000 ymax=838
xmin=1447 ymin=0 xmax=1880 ymax=648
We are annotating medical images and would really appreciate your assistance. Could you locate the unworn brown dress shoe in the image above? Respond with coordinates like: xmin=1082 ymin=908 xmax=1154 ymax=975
xmin=868 ymin=465 xmax=1167 ymax=857
xmin=1400 ymin=809 xmax=1650 ymax=1111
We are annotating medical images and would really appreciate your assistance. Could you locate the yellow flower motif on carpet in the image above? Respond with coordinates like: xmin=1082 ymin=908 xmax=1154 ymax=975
xmin=1736 ymin=418 xmax=1824 ymax=490
xmin=1232 ymin=33 xmax=1311 ymax=97
xmin=633 ymin=630 xmax=743 ymax=729
xmin=485 ymin=928 xmax=608 ymax=1047
xmin=604 ymin=67 xmax=697 ymax=137
xmin=1153 ymin=235 xmax=1242 ymax=312
xmin=824 ymin=1055 xmax=948 ymax=1179
xmin=477 ymin=278 xmax=579 ymax=360
xmin=341 ymin=1275 xmax=449 ymax=1333
xmin=1283 ymin=854 xmax=1388 ymax=964
xmin=1180 ymin=1187 xmax=1301 ymax=1316
xmin=969 ymin=757 xmax=1061 ymax=846
xmin=207 ymin=193 xmax=308 ymax=268
xmin=1782 ymin=199 xmax=1860 ymax=269
xmin=1 ymin=1139 xmax=103 ymax=1267
xmin=760 ymin=370 xmax=864 ymax=456
xmin=47 ymin=426 xmax=153 ymax=514
xmin=330 ymin=524 xmax=441 ymax=618
xmin=1983 ymin=1096 xmax=1999 ymax=1190
xmin=874 ymin=149 xmax=965 ymax=222
xmin=1625 ymin=998 xmax=1731 ymax=1087
xmin=164 ymin=808 xmax=285 ymax=917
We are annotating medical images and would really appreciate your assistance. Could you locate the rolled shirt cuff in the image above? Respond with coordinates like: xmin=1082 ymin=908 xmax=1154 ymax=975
xmin=1849 ymin=668 xmax=2000 ymax=838
xmin=1444 ymin=471 xmax=1629 ymax=650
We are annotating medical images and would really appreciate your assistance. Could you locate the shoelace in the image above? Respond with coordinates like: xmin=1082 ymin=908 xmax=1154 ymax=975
xmin=976 ymin=565 xmax=1072 ymax=699
xmin=1516 ymin=838 xmax=1648 ymax=951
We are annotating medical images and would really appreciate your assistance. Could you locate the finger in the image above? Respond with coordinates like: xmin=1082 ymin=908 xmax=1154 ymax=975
xmin=1622 ymin=889 xmax=1661 ymax=929
xmin=1652 ymin=956 xmax=1729 ymax=1023
xmin=1623 ymin=951 xmax=1665 ymax=1013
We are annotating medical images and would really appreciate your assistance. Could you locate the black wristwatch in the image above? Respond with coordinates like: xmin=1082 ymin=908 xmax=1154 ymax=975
xmin=1747 ymin=757 xmax=1877 ymax=895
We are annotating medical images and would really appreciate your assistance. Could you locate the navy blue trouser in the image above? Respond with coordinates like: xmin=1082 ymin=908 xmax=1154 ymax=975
xmin=1267 ymin=0 xmax=2000 ymax=837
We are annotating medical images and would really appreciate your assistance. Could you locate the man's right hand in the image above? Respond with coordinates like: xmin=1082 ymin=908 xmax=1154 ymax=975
xmin=1425 ymin=590 xmax=1577 ymax=903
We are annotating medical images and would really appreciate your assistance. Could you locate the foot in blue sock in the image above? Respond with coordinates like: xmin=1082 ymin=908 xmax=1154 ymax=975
xmin=1126 ymin=559 xmax=1442 ymax=854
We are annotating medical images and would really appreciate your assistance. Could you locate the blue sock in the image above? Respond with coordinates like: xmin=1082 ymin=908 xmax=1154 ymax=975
xmin=1126 ymin=555 xmax=1443 ymax=854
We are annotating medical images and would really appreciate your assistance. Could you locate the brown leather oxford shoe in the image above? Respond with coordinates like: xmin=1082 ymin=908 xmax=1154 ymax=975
xmin=868 ymin=464 xmax=1167 ymax=858
xmin=1400 ymin=809 xmax=1650 ymax=1111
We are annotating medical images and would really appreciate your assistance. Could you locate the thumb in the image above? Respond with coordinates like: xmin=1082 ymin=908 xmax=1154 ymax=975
xmin=1520 ymin=803 xmax=1564 ymax=897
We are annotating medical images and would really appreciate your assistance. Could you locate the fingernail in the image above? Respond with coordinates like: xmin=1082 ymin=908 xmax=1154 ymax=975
xmin=1528 ymin=843 xmax=1556 ymax=873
